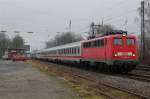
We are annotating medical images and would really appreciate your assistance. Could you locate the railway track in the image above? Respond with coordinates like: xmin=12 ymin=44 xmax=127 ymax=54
xmin=72 ymin=72 xmax=150 ymax=99
xmin=136 ymin=65 xmax=150 ymax=71
xmin=125 ymin=73 xmax=150 ymax=82
xmin=33 ymin=60 xmax=150 ymax=99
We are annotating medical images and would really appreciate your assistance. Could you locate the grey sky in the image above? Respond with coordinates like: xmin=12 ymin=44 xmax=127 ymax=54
xmin=0 ymin=0 xmax=141 ymax=50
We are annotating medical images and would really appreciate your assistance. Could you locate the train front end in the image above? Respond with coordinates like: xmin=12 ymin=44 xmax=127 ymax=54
xmin=110 ymin=33 xmax=139 ymax=72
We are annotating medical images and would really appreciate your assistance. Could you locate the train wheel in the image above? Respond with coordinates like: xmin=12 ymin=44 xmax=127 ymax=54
xmin=96 ymin=63 xmax=103 ymax=72
xmin=85 ymin=62 xmax=90 ymax=70
xmin=109 ymin=65 xmax=115 ymax=73
xmin=104 ymin=64 xmax=109 ymax=73
xmin=113 ymin=66 xmax=117 ymax=73
xmin=123 ymin=65 xmax=129 ymax=74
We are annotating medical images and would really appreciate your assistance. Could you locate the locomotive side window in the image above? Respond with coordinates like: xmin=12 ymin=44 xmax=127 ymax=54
xmin=127 ymin=38 xmax=135 ymax=45
xmin=83 ymin=42 xmax=91 ymax=48
xmin=93 ymin=39 xmax=104 ymax=47
xmin=100 ymin=39 xmax=104 ymax=46
xmin=114 ymin=38 xmax=123 ymax=45
xmin=88 ymin=42 xmax=91 ymax=47
xmin=93 ymin=40 xmax=100 ymax=47
xmin=105 ymin=39 xmax=107 ymax=45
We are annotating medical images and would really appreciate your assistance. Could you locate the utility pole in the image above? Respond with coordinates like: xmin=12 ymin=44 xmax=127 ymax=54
xmin=69 ymin=20 xmax=72 ymax=33
xmin=91 ymin=22 xmax=95 ymax=36
xmin=141 ymin=1 xmax=145 ymax=60
xmin=102 ymin=19 xmax=104 ymax=26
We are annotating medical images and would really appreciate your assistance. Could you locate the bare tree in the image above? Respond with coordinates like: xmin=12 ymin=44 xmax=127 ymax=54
xmin=88 ymin=22 xmax=115 ymax=39
xmin=12 ymin=35 xmax=24 ymax=49
xmin=0 ymin=33 xmax=11 ymax=58
xmin=46 ymin=32 xmax=83 ymax=48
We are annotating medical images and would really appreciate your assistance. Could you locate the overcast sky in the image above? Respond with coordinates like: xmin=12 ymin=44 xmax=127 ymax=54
xmin=0 ymin=0 xmax=141 ymax=50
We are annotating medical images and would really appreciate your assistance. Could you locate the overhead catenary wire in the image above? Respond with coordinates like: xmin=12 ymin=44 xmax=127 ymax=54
xmin=104 ymin=8 xmax=138 ymax=23
xmin=106 ymin=0 xmax=130 ymax=10
xmin=101 ymin=0 xmax=133 ymax=20
xmin=75 ymin=0 xmax=140 ymax=33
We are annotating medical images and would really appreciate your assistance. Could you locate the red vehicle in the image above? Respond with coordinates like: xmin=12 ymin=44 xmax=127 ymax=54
xmin=33 ymin=32 xmax=139 ymax=73
xmin=12 ymin=54 xmax=28 ymax=61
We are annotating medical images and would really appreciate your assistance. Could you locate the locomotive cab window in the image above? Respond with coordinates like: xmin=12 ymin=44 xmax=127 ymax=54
xmin=127 ymin=38 xmax=135 ymax=45
xmin=114 ymin=38 xmax=123 ymax=45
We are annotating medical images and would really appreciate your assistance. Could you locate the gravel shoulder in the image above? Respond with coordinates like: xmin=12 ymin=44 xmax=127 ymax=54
xmin=0 ymin=60 xmax=82 ymax=99
xmin=30 ymin=60 xmax=150 ymax=99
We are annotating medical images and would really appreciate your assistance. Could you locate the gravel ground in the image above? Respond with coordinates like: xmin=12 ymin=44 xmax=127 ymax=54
xmin=0 ymin=60 xmax=82 ymax=99
xmin=33 ymin=60 xmax=150 ymax=98
xmin=132 ymin=69 xmax=150 ymax=75
xmin=97 ymin=74 xmax=150 ymax=97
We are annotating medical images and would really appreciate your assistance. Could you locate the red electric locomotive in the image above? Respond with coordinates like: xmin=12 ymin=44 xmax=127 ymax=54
xmin=34 ymin=31 xmax=139 ymax=73
xmin=82 ymin=33 xmax=138 ymax=72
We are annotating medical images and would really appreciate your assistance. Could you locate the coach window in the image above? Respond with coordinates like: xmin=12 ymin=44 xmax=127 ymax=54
xmin=72 ymin=48 xmax=73 ymax=54
xmin=70 ymin=48 xmax=72 ymax=54
xmin=67 ymin=48 xmax=69 ymax=54
xmin=69 ymin=48 xmax=71 ymax=55
xmin=65 ymin=49 xmax=67 ymax=54
xmin=66 ymin=49 xmax=68 ymax=54
xmin=66 ymin=49 xmax=67 ymax=54
xmin=62 ymin=49 xmax=64 ymax=54
xmin=74 ymin=48 xmax=76 ymax=54
xmin=76 ymin=48 xmax=78 ymax=54
xmin=73 ymin=48 xmax=75 ymax=54
xmin=63 ymin=49 xmax=64 ymax=54
xmin=60 ymin=50 xmax=62 ymax=54
xmin=60 ymin=49 xmax=62 ymax=54
xmin=59 ymin=50 xmax=61 ymax=54
xmin=70 ymin=48 xmax=71 ymax=55
xmin=74 ymin=48 xmax=77 ymax=55
xmin=77 ymin=47 xmax=80 ymax=54
xmin=69 ymin=48 xmax=70 ymax=54
xmin=114 ymin=38 xmax=123 ymax=45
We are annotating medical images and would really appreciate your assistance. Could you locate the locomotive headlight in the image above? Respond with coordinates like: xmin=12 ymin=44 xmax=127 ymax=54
xmin=115 ymin=54 xmax=118 ymax=56
xmin=123 ymin=33 xmax=126 ymax=36
xmin=114 ymin=52 xmax=118 ymax=56
xmin=133 ymin=54 xmax=135 ymax=56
